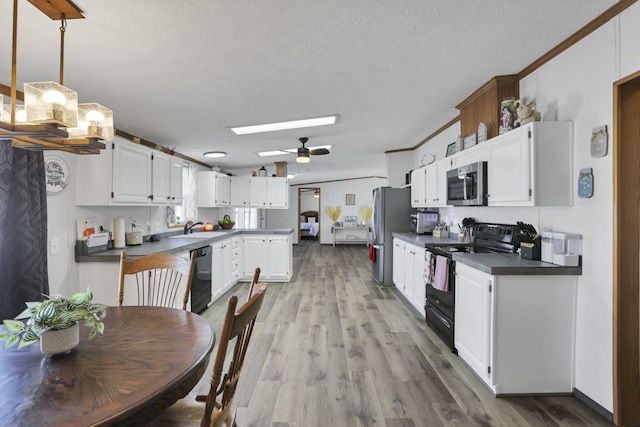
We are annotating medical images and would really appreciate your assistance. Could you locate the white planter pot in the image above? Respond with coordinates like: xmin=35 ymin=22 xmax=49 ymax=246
xmin=40 ymin=322 xmax=80 ymax=356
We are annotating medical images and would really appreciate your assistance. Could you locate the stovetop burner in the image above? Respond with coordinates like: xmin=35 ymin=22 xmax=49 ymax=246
xmin=425 ymin=222 xmax=519 ymax=257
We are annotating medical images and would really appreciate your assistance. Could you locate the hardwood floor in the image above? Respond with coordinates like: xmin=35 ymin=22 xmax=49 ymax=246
xmin=185 ymin=241 xmax=613 ymax=427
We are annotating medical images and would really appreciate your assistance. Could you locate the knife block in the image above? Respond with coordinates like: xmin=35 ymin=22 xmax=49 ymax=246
xmin=520 ymin=236 xmax=541 ymax=260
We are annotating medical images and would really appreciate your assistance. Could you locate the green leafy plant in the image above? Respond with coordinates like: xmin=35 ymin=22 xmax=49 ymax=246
xmin=0 ymin=289 xmax=107 ymax=349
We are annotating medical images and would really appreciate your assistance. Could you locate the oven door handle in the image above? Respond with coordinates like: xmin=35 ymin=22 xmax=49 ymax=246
xmin=428 ymin=306 xmax=451 ymax=329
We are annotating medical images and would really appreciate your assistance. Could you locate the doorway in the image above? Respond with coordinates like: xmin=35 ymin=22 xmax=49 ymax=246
xmin=298 ymin=188 xmax=321 ymax=244
xmin=612 ymin=70 xmax=640 ymax=426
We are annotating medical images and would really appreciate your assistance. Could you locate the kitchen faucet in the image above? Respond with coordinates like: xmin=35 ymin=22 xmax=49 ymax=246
xmin=184 ymin=221 xmax=204 ymax=234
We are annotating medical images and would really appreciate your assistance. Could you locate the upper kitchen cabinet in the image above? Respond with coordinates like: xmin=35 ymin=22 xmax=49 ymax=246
xmin=229 ymin=176 xmax=249 ymax=207
xmin=152 ymin=153 xmax=184 ymax=205
xmin=410 ymin=167 xmax=427 ymax=207
xmin=411 ymin=160 xmax=450 ymax=208
xmin=76 ymin=136 xmax=184 ymax=206
xmin=487 ymin=121 xmax=573 ymax=206
xmin=248 ymin=177 xmax=289 ymax=209
xmin=197 ymin=171 xmax=231 ymax=207
xmin=169 ymin=157 xmax=184 ymax=204
xmin=112 ymin=141 xmax=153 ymax=204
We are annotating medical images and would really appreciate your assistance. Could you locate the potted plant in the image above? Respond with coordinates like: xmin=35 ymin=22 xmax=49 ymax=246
xmin=0 ymin=289 xmax=107 ymax=356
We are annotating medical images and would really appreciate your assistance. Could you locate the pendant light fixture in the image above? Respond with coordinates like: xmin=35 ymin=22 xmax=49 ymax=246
xmin=0 ymin=0 xmax=112 ymax=154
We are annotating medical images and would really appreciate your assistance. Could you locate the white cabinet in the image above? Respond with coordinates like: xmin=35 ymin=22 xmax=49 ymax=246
xmin=75 ymin=136 xmax=184 ymax=206
xmin=211 ymin=241 xmax=224 ymax=301
xmin=424 ymin=159 xmax=449 ymax=207
xmin=169 ymin=157 xmax=184 ymax=204
xmin=230 ymin=237 xmax=241 ymax=284
xmin=452 ymin=144 xmax=488 ymax=167
xmin=229 ymin=177 xmax=250 ymax=207
xmin=151 ymin=152 xmax=171 ymax=204
xmin=411 ymin=161 xmax=449 ymax=208
xmin=248 ymin=177 xmax=289 ymax=209
xmin=197 ymin=171 xmax=231 ymax=207
xmin=454 ymin=262 xmax=577 ymax=395
xmin=410 ymin=167 xmax=427 ymax=207
xmin=210 ymin=236 xmax=240 ymax=304
xmin=242 ymin=234 xmax=292 ymax=281
xmin=112 ymin=139 xmax=152 ymax=204
xmin=392 ymin=238 xmax=426 ymax=317
xmin=486 ymin=121 xmax=573 ymax=206
xmin=454 ymin=263 xmax=493 ymax=385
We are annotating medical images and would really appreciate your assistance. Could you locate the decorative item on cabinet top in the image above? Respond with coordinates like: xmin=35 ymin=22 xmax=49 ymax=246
xmin=477 ymin=122 xmax=488 ymax=143
xmin=499 ymin=97 xmax=518 ymax=134
xmin=463 ymin=133 xmax=477 ymax=150
xmin=514 ymin=99 xmax=541 ymax=127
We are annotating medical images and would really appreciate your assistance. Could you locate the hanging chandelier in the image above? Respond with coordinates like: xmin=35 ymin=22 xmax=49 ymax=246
xmin=0 ymin=0 xmax=112 ymax=154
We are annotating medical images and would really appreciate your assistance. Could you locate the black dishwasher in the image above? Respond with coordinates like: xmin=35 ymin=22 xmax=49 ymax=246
xmin=190 ymin=245 xmax=212 ymax=314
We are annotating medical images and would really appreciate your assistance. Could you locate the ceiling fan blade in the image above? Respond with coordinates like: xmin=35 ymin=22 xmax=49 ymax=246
xmin=309 ymin=148 xmax=329 ymax=155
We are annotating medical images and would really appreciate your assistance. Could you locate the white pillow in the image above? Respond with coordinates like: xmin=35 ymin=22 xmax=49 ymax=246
xmin=308 ymin=217 xmax=316 ymax=223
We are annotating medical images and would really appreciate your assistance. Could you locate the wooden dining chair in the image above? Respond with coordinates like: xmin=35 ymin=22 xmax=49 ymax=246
xmin=248 ymin=267 xmax=261 ymax=299
xmin=118 ymin=251 xmax=196 ymax=310
xmin=154 ymin=282 xmax=268 ymax=427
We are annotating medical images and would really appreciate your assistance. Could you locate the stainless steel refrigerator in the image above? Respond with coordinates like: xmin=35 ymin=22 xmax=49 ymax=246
xmin=371 ymin=186 xmax=412 ymax=285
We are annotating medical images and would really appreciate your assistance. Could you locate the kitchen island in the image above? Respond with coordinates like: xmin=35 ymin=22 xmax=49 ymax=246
xmin=78 ymin=228 xmax=293 ymax=307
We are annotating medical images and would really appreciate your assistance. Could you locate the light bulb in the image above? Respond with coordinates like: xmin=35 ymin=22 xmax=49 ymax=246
xmin=15 ymin=109 xmax=27 ymax=123
xmin=42 ymin=90 xmax=67 ymax=106
xmin=85 ymin=109 xmax=105 ymax=124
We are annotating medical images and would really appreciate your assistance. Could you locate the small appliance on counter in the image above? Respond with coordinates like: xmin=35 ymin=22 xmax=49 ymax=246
xmin=541 ymin=232 xmax=582 ymax=266
xmin=411 ymin=209 xmax=439 ymax=235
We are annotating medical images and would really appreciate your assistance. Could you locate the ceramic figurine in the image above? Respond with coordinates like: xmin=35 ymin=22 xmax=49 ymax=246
xmin=514 ymin=99 xmax=542 ymax=127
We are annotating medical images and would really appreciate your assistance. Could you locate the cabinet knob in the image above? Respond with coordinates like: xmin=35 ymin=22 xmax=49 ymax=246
xmin=148 ymin=195 xmax=153 ymax=200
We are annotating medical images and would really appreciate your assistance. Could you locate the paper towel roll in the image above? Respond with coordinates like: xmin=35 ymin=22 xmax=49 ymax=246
xmin=113 ymin=217 xmax=126 ymax=249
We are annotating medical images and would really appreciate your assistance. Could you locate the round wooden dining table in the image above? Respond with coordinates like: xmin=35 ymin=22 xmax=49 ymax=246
xmin=0 ymin=306 xmax=215 ymax=426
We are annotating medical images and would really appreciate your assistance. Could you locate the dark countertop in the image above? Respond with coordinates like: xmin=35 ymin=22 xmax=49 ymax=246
xmin=77 ymin=228 xmax=294 ymax=262
xmin=392 ymin=232 xmax=582 ymax=276
xmin=392 ymin=232 xmax=462 ymax=246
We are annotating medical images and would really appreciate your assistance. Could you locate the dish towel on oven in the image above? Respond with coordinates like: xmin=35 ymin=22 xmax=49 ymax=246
xmin=424 ymin=251 xmax=435 ymax=285
xmin=433 ymin=255 xmax=449 ymax=291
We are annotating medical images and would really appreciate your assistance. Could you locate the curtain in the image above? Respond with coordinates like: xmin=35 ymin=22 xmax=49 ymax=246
xmin=184 ymin=163 xmax=198 ymax=221
xmin=0 ymin=144 xmax=49 ymax=319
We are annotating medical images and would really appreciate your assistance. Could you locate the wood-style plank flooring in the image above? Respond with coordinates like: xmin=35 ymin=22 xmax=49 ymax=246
xmin=172 ymin=241 xmax=613 ymax=427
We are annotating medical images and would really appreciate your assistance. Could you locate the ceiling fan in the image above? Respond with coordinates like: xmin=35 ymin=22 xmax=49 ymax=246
xmin=296 ymin=137 xmax=330 ymax=163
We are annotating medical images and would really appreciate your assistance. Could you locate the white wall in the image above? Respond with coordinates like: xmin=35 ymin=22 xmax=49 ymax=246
xmin=276 ymin=177 xmax=386 ymax=244
xmin=413 ymin=4 xmax=640 ymax=412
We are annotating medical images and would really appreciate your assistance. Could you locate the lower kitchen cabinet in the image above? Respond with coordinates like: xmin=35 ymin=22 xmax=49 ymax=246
xmin=211 ymin=237 xmax=238 ymax=303
xmin=392 ymin=238 xmax=426 ymax=317
xmin=454 ymin=262 xmax=577 ymax=395
xmin=242 ymin=234 xmax=292 ymax=281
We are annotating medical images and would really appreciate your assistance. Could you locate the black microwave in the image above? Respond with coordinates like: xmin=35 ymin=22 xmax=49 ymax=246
xmin=446 ymin=161 xmax=488 ymax=206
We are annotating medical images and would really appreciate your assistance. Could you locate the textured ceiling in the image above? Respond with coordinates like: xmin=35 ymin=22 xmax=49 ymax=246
xmin=0 ymin=0 xmax=617 ymax=184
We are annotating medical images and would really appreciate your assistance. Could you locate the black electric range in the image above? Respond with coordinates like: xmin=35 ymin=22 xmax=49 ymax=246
xmin=424 ymin=223 xmax=518 ymax=352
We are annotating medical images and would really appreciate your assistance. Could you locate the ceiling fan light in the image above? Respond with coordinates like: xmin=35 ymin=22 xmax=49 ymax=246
xmin=297 ymin=152 xmax=310 ymax=163
xmin=24 ymin=82 xmax=78 ymax=128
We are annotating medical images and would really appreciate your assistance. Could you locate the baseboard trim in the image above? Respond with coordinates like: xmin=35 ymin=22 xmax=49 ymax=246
xmin=574 ymin=387 xmax=613 ymax=423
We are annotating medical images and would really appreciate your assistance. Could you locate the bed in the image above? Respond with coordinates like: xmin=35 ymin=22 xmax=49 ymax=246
xmin=300 ymin=210 xmax=320 ymax=239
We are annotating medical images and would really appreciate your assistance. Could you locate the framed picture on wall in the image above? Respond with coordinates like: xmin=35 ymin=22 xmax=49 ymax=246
xmin=346 ymin=194 xmax=355 ymax=205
